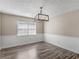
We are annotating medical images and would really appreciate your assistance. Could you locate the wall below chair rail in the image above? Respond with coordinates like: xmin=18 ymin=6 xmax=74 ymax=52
xmin=44 ymin=34 xmax=79 ymax=54
xmin=0 ymin=36 xmax=2 ymax=50
xmin=2 ymin=34 xmax=44 ymax=49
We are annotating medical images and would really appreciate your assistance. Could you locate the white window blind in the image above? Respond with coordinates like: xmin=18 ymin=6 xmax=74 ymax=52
xmin=17 ymin=21 xmax=36 ymax=36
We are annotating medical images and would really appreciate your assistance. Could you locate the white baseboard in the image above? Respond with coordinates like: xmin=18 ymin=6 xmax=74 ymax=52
xmin=2 ymin=34 xmax=44 ymax=49
xmin=44 ymin=34 xmax=79 ymax=54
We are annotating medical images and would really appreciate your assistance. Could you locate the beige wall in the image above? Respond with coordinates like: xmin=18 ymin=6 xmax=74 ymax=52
xmin=0 ymin=13 xmax=1 ymax=35
xmin=44 ymin=10 xmax=79 ymax=37
xmin=1 ymin=14 xmax=44 ymax=35
xmin=36 ymin=22 xmax=44 ymax=33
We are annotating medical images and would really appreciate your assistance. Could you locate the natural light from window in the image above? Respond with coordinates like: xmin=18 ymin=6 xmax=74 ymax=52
xmin=17 ymin=21 xmax=36 ymax=36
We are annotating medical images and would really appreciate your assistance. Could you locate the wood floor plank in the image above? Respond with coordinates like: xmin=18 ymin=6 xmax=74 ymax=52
xmin=0 ymin=42 xmax=79 ymax=59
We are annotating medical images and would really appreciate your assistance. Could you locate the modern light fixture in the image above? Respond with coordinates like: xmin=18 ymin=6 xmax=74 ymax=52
xmin=35 ymin=7 xmax=49 ymax=21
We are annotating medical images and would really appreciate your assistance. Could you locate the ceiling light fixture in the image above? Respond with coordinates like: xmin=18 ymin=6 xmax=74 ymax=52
xmin=35 ymin=7 xmax=49 ymax=21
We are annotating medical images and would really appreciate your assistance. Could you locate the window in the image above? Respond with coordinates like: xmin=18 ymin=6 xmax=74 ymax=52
xmin=17 ymin=21 xmax=36 ymax=36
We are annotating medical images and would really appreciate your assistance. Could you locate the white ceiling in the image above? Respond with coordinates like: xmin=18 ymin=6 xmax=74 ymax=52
xmin=0 ymin=0 xmax=79 ymax=17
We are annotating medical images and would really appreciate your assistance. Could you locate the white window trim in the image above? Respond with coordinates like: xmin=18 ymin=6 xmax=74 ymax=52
xmin=17 ymin=20 xmax=36 ymax=36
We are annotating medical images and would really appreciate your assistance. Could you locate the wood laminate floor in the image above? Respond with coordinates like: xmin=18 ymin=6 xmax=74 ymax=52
xmin=0 ymin=42 xmax=79 ymax=59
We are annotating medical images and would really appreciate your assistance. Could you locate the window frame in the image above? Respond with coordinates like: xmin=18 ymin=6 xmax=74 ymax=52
xmin=17 ymin=20 xmax=36 ymax=36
